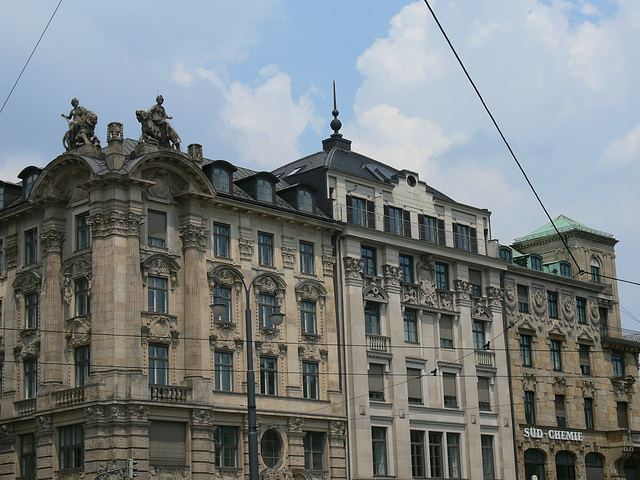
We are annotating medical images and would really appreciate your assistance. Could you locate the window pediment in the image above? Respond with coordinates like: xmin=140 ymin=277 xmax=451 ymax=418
xmin=12 ymin=270 xmax=42 ymax=293
xmin=141 ymin=254 xmax=180 ymax=290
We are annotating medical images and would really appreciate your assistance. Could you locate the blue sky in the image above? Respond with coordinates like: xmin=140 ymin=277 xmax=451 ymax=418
xmin=2 ymin=0 xmax=639 ymax=328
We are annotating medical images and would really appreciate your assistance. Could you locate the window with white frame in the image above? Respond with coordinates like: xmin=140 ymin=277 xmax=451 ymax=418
xmin=258 ymin=232 xmax=274 ymax=266
xmin=258 ymin=293 xmax=276 ymax=328
xmin=148 ymin=276 xmax=168 ymax=313
xmin=302 ymin=361 xmax=319 ymax=399
xmin=215 ymin=426 xmax=238 ymax=467
xmin=404 ymin=309 xmax=418 ymax=343
xmin=149 ymin=343 xmax=168 ymax=385
xmin=213 ymin=223 xmax=230 ymax=258
xmin=301 ymin=300 xmax=317 ymax=335
xmin=304 ymin=432 xmax=325 ymax=471
xmin=260 ymin=356 xmax=278 ymax=395
xmin=215 ymin=351 xmax=233 ymax=391
xmin=371 ymin=427 xmax=388 ymax=476
xmin=300 ymin=241 xmax=314 ymax=274
xmin=214 ymin=286 xmax=232 ymax=323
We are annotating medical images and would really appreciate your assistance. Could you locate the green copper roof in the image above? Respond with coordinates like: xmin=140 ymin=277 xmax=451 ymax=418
xmin=514 ymin=215 xmax=613 ymax=243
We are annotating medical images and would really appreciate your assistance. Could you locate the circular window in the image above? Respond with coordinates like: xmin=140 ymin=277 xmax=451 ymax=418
xmin=407 ymin=175 xmax=417 ymax=187
xmin=261 ymin=430 xmax=281 ymax=468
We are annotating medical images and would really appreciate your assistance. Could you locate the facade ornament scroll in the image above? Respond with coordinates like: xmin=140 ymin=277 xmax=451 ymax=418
xmin=454 ymin=279 xmax=471 ymax=301
xmin=141 ymin=255 xmax=180 ymax=291
xmin=611 ymin=377 xmax=635 ymax=402
xmin=87 ymin=211 xmax=145 ymax=238
xmin=239 ymin=237 xmax=254 ymax=260
xmin=471 ymin=299 xmax=492 ymax=320
xmin=523 ymin=373 xmax=536 ymax=392
xmin=531 ymin=289 xmax=546 ymax=319
xmin=5 ymin=235 xmax=18 ymax=270
xmin=261 ymin=467 xmax=295 ymax=480
xmin=363 ymin=283 xmax=388 ymax=302
xmin=343 ymin=257 xmax=364 ymax=279
xmin=191 ymin=408 xmax=214 ymax=426
xmin=0 ymin=423 xmax=15 ymax=448
xmin=296 ymin=282 xmax=325 ymax=302
xmin=382 ymin=264 xmax=402 ymax=287
xmin=552 ymin=377 xmax=567 ymax=395
xmin=322 ymin=255 xmax=336 ymax=276
xmin=40 ymin=229 xmax=64 ymax=255
xmin=561 ymin=295 xmax=575 ymax=322
xmin=12 ymin=270 xmax=42 ymax=294
xmin=148 ymin=465 xmax=190 ymax=479
xmin=254 ymin=276 xmax=282 ymax=295
xmin=582 ymin=381 xmax=595 ymax=398
xmin=36 ymin=415 xmax=53 ymax=437
xmin=179 ymin=224 xmax=206 ymax=251
xmin=504 ymin=283 xmax=517 ymax=312
xmin=65 ymin=316 xmax=91 ymax=347
xmin=288 ymin=417 xmax=303 ymax=433
xmin=143 ymin=314 xmax=180 ymax=345
xmin=486 ymin=286 xmax=504 ymax=307
xmin=281 ymin=247 xmax=296 ymax=269
xmin=588 ymin=302 xmax=600 ymax=327
xmin=330 ymin=420 xmax=346 ymax=437
xmin=298 ymin=344 xmax=321 ymax=360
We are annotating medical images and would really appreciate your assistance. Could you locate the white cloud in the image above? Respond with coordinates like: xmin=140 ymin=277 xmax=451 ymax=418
xmin=601 ymin=122 xmax=640 ymax=165
xmin=172 ymin=59 xmax=193 ymax=87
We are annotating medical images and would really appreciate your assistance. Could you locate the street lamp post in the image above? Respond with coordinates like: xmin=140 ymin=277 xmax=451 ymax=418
xmin=211 ymin=270 xmax=284 ymax=480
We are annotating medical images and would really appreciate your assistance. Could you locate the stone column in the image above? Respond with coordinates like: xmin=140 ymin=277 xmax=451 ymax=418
xmin=40 ymin=229 xmax=64 ymax=387
xmin=0 ymin=424 xmax=15 ymax=479
xmin=329 ymin=420 xmax=347 ymax=480
xmin=35 ymin=415 xmax=54 ymax=479
xmin=179 ymin=223 xmax=209 ymax=388
xmin=190 ymin=409 xmax=215 ymax=479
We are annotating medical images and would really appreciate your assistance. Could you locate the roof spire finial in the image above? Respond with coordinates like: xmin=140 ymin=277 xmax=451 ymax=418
xmin=330 ymin=79 xmax=342 ymax=137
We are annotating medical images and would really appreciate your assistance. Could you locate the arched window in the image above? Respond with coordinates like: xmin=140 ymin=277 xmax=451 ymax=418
xmin=585 ymin=453 xmax=604 ymax=480
xmin=524 ymin=449 xmax=545 ymax=480
xmin=590 ymin=257 xmax=601 ymax=282
xmin=261 ymin=430 xmax=282 ymax=468
xmin=556 ymin=451 xmax=576 ymax=480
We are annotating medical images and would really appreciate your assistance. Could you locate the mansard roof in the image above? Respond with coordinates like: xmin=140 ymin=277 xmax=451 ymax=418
xmin=514 ymin=215 xmax=616 ymax=244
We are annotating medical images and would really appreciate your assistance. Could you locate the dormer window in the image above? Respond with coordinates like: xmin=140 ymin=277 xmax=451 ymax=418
xmin=213 ymin=167 xmax=230 ymax=193
xmin=257 ymin=178 xmax=274 ymax=203
xmin=530 ymin=255 xmax=542 ymax=271
xmin=25 ymin=174 xmax=38 ymax=197
xmin=499 ymin=247 xmax=512 ymax=263
xmin=298 ymin=189 xmax=313 ymax=213
xmin=559 ymin=262 xmax=571 ymax=277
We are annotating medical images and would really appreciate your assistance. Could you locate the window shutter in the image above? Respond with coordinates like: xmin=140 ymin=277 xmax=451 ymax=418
xmin=478 ymin=378 xmax=490 ymax=405
xmin=149 ymin=421 xmax=186 ymax=465
xmin=440 ymin=316 xmax=453 ymax=342
xmin=368 ymin=364 xmax=384 ymax=398
xmin=403 ymin=210 xmax=411 ymax=238
xmin=407 ymin=368 xmax=422 ymax=402
xmin=346 ymin=196 xmax=353 ymax=224
xmin=443 ymin=373 xmax=456 ymax=397
xmin=437 ymin=219 xmax=446 ymax=246
xmin=418 ymin=214 xmax=426 ymax=241
xmin=367 ymin=200 xmax=376 ymax=229
xmin=383 ymin=205 xmax=390 ymax=233
xmin=555 ymin=395 xmax=566 ymax=417
xmin=148 ymin=211 xmax=166 ymax=241
xmin=470 ymin=227 xmax=478 ymax=253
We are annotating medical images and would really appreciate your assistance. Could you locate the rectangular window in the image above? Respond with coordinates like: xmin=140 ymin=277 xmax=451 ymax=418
xmin=301 ymin=301 xmax=317 ymax=335
xmin=469 ymin=269 xmax=482 ymax=297
xmin=258 ymin=232 xmax=274 ymax=266
xmin=148 ymin=210 xmax=167 ymax=247
xmin=435 ymin=262 xmax=449 ymax=290
xmin=74 ymin=345 xmax=90 ymax=387
xmin=428 ymin=432 xmax=443 ymax=478
xmin=213 ymin=223 xmax=230 ymax=258
xmin=365 ymin=302 xmax=380 ymax=335
xmin=440 ymin=315 xmax=454 ymax=348
xmin=0 ymin=239 xmax=4 ymax=274
xmin=517 ymin=285 xmax=529 ymax=313
xmin=410 ymin=430 xmax=425 ymax=478
xmin=148 ymin=276 xmax=168 ymax=313
xmin=215 ymin=351 xmax=233 ymax=391
xmin=24 ymin=357 xmax=37 ymax=399
xmin=298 ymin=190 xmax=313 ymax=213
xmin=579 ymin=345 xmax=591 ymax=375
xmin=560 ymin=262 xmax=571 ymax=277
xmin=25 ymin=292 xmax=38 ymax=329
xmin=214 ymin=286 xmax=232 ymax=322
xmin=550 ymin=339 xmax=562 ymax=371
xmin=149 ymin=421 xmax=186 ymax=466
xmin=481 ymin=435 xmax=495 ymax=480
xmin=584 ymin=398 xmax=595 ymax=430
xmin=418 ymin=214 xmax=445 ymax=245
xmin=591 ymin=265 xmax=601 ymax=282
xmin=555 ymin=394 xmax=566 ymax=427
xmin=520 ymin=335 xmax=532 ymax=367
xmin=260 ymin=356 xmax=278 ymax=395
xmin=385 ymin=206 xmax=404 ymax=236
xmin=478 ymin=377 xmax=491 ymax=411
xmin=407 ymin=367 xmax=423 ymax=404
xmin=443 ymin=372 xmax=457 ymax=408
xmin=371 ymin=427 xmax=388 ymax=476
xmin=76 ymin=213 xmax=90 ymax=250
xmin=304 ymin=432 xmax=325 ymax=471
xmin=25 ymin=228 xmax=37 ymax=265
xmin=368 ymin=363 xmax=385 ymax=401
xmin=256 ymin=178 xmax=273 ymax=202
xmin=404 ymin=309 xmax=418 ymax=343
xmin=258 ymin=293 xmax=276 ymax=328
xmin=347 ymin=196 xmax=375 ymax=229
xmin=576 ymin=297 xmax=587 ymax=324
xmin=524 ymin=391 xmax=536 ymax=425
xmin=473 ymin=320 xmax=486 ymax=351
xmin=613 ymin=351 xmax=625 ymax=377
xmin=75 ymin=277 xmax=90 ymax=316
xmin=59 ymin=424 xmax=84 ymax=470
xmin=212 ymin=167 xmax=230 ymax=193
xmin=214 ymin=426 xmax=238 ymax=467
xmin=547 ymin=292 xmax=558 ymax=318
xmin=530 ymin=255 xmax=542 ymax=271
xmin=20 ymin=433 xmax=36 ymax=477
xmin=302 ymin=362 xmax=320 ymax=399
xmin=399 ymin=254 xmax=414 ymax=283
xmin=300 ymin=241 xmax=314 ymax=274
xmin=361 ymin=246 xmax=377 ymax=276
xmin=447 ymin=433 xmax=461 ymax=478
xmin=617 ymin=402 xmax=629 ymax=429
xmin=453 ymin=223 xmax=477 ymax=252
xmin=149 ymin=344 xmax=168 ymax=385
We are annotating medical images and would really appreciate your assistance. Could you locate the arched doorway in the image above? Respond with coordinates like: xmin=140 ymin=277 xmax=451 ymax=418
xmin=586 ymin=453 xmax=604 ymax=480
xmin=556 ymin=451 xmax=576 ymax=480
xmin=524 ymin=449 xmax=545 ymax=480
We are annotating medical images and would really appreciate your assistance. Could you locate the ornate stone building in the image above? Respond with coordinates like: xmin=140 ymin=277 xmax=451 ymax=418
xmin=0 ymin=114 xmax=346 ymax=479
xmin=502 ymin=216 xmax=640 ymax=480
xmin=273 ymin=124 xmax=516 ymax=480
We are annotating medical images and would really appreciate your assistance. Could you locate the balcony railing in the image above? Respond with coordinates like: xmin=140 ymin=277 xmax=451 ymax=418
xmin=149 ymin=384 xmax=191 ymax=403
xmin=600 ymin=325 xmax=640 ymax=347
xmin=53 ymin=387 xmax=85 ymax=407
xmin=475 ymin=350 xmax=495 ymax=367
xmin=632 ymin=432 xmax=640 ymax=444
xmin=14 ymin=398 xmax=36 ymax=415
xmin=366 ymin=334 xmax=390 ymax=353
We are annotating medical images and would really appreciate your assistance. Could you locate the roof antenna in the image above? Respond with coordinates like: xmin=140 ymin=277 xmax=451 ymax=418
xmin=330 ymin=79 xmax=342 ymax=137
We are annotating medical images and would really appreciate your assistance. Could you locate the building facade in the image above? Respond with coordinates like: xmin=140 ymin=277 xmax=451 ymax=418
xmin=0 ymin=121 xmax=346 ymax=479
xmin=502 ymin=216 xmax=640 ymax=480
xmin=273 ymin=129 xmax=517 ymax=480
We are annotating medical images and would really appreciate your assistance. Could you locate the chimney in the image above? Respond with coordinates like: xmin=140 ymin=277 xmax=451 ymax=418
xmin=106 ymin=122 xmax=125 ymax=170
xmin=188 ymin=143 xmax=203 ymax=167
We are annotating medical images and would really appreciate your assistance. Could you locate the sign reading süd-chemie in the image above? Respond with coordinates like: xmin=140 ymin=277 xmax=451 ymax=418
xmin=523 ymin=427 xmax=583 ymax=442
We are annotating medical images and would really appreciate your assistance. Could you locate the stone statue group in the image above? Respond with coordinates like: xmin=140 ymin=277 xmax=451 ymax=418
xmin=61 ymin=96 xmax=182 ymax=152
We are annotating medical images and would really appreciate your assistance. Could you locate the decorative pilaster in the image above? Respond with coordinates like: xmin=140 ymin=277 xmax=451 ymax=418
xmin=41 ymin=229 xmax=64 ymax=385
xmin=191 ymin=409 xmax=215 ymax=479
xmin=35 ymin=415 xmax=54 ymax=480
xmin=343 ymin=256 xmax=364 ymax=286
xmin=179 ymin=224 xmax=206 ymax=251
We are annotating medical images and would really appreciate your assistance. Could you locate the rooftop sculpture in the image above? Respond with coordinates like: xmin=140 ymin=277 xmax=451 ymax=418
xmin=136 ymin=95 xmax=181 ymax=151
xmin=61 ymin=98 xmax=101 ymax=152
